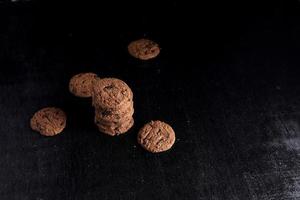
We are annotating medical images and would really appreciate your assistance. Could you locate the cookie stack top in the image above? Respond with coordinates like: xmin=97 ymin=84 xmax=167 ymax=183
xmin=92 ymin=78 xmax=133 ymax=110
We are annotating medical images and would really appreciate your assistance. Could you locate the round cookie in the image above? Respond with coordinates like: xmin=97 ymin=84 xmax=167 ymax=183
xmin=96 ymin=118 xmax=134 ymax=136
xmin=69 ymin=72 xmax=98 ymax=97
xmin=92 ymin=78 xmax=133 ymax=110
xmin=30 ymin=107 xmax=67 ymax=136
xmin=128 ymin=39 xmax=160 ymax=60
xmin=137 ymin=120 xmax=175 ymax=153
xmin=94 ymin=101 xmax=134 ymax=123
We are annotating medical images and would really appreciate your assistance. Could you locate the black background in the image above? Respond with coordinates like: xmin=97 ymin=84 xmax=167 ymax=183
xmin=1 ymin=1 xmax=300 ymax=199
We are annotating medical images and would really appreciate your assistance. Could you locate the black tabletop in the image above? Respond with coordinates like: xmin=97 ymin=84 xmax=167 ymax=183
xmin=1 ymin=1 xmax=300 ymax=200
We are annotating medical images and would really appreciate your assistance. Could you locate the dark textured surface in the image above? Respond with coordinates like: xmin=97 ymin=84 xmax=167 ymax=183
xmin=1 ymin=1 xmax=300 ymax=200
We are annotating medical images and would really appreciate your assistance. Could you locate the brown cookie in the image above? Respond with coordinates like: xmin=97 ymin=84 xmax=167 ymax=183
xmin=95 ymin=116 xmax=133 ymax=129
xmin=69 ymin=72 xmax=98 ymax=97
xmin=128 ymin=39 xmax=160 ymax=60
xmin=30 ymin=107 xmax=67 ymax=136
xmin=92 ymin=78 xmax=133 ymax=110
xmin=137 ymin=120 xmax=175 ymax=153
xmin=94 ymin=98 xmax=133 ymax=113
xmin=94 ymin=101 xmax=134 ymax=123
xmin=95 ymin=111 xmax=134 ymax=127
xmin=96 ymin=118 xmax=134 ymax=136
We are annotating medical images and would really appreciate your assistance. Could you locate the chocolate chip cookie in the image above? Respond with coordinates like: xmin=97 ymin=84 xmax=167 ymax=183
xmin=69 ymin=72 xmax=98 ymax=97
xmin=30 ymin=107 xmax=67 ymax=136
xmin=92 ymin=78 xmax=133 ymax=110
xmin=94 ymin=101 xmax=134 ymax=123
xmin=128 ymin=39 xmax=160 ymax=60
xmin=96 ymin=118 xmax=134 ymax=136
xmin=138 ymin=120 xmax=175 ymax=153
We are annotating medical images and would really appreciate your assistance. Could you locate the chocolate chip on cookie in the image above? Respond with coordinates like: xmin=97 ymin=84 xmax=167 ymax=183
xmin=30 ymin=107 xmax=67 ymax=136
xmin=128 ymin=39 xmax=160 ymax=60
xmin=138 ymin=120 xmax=175 ymax=153
xmin=69 ymin=72 xmax=98 ymax=97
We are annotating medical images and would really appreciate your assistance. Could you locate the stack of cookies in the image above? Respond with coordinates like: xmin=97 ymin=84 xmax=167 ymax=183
xmin=92 ymin=78 xmax=134 ymax=136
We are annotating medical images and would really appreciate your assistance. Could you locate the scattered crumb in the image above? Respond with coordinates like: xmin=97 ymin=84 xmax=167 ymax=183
xmin=276 ymin=86 xmax=281 ymax=90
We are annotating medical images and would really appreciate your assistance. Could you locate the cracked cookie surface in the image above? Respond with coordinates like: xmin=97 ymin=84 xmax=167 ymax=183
xmin=69 ymin=72 xmax=98 ymax=97
xmin=30 ymin=107 xmax=66 ymax=136
xmin=92 ymin=78 xmax=133 ymax=110
xmin=138 ymin=120 xmax=175 ymax=153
